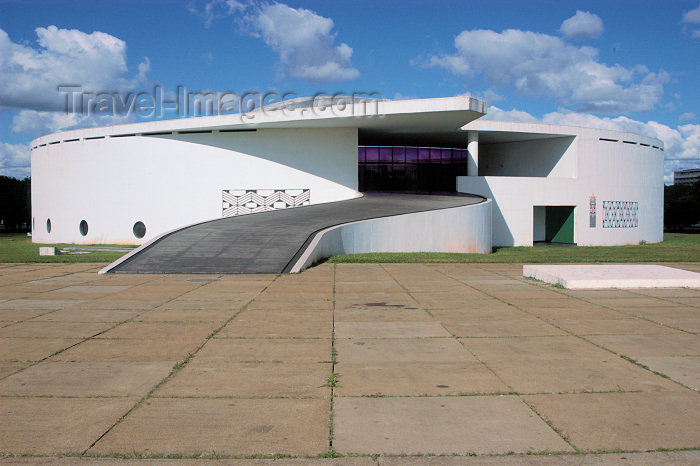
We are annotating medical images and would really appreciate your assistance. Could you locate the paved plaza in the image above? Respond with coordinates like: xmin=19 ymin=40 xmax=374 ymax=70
xmin=1 ymin=261 xmax=699 ymax=464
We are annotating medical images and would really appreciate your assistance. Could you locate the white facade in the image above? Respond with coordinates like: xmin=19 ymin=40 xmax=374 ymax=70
xmin=30 ymin=96 xmax=664 ymax=249
xmin=31 ymin=127 xmax=358 ymax=244
xmin=457 ymin=121 xmax=664 ymax=246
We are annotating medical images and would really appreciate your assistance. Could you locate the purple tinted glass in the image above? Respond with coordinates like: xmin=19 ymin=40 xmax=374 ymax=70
xmin=365 ymin=146 xmax=379 ymax=162
xmin=379 ymin=147 xmax=393 ymax=162
xmin=406 ymin=147 xmax=418 ymax=162
xmin=442 ymin=148 xmax=452 ymax=163
xmin=418 ymin=147 xmax=430 ymax=161
xmin=393 ymin=146 xmax=405 ymax=162
xmin=358 ymin=146 xmax=365 ymax=162
xmin=430 ymin=148 xmax=441 ymax=161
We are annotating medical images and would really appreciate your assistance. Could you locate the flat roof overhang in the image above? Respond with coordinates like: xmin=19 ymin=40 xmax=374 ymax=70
xmin=31 ymin=96 xmax=487 ymax=147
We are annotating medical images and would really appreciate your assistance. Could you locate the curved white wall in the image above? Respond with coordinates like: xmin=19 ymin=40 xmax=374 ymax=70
xmin=458 ymin=122 xmax=664 ymax=246
xmin=31 ymin=127 xmax=359 ymax=244
xmin=289 ymin=199 xmax=492 ymax=272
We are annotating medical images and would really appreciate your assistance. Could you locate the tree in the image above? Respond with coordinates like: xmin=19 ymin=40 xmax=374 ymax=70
xmin=0 ymin=176 xmax=31 ymax=232
xmin=664 ymin=180 xmax=700 ymax=231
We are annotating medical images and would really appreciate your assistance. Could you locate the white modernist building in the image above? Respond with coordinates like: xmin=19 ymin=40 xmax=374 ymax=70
xmin=30 ymin=96 xmax=664 ymax=251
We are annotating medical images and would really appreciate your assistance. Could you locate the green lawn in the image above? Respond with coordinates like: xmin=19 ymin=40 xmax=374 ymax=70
xmin=2 ymin=231 xmax=699 ymax=266
xmin=328 ymin=233 xmax=700 ymax=264
xmin=0 ymin=233 xmax=137 ymax=263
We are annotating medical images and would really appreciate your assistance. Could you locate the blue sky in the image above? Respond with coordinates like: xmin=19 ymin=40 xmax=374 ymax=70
xmin=1 ymin=0 xmax=699 ymax=182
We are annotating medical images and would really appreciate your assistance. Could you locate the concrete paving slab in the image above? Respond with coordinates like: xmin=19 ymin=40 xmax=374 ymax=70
xmin=0 ymin=308 xmax=53 ymax=322
xmin=30 ymin=308 xmax=141 ymax=323
xmin=7 ymin=459 xmax=377 ymax=465
xmin=69 ymin=299 xmax=164 ymax=310
xmin=653 ymin=317 xmax=700 ymax=332
xmin=97 ymin=322 xmax=217 ymax=341
xmin=524 ymin=264 xmax=700 ymax=289
xmin=0 ymin=321 xmax=113 ymax=339
xmin=334 ymin=308 xmax=433 ymax=322
xmin=633 ymin=287 xmax=700 ymax=298
xmin=196 ymin=338 xmax=330 ymax=363
xmin=524 ymin=306 xmax=627 ymax=320
xmin=614 ymin=305 xmax=700 ymax=320
xmin=0 ymin=361 xmax=31 ymax=379
xmin=155 ymin=361 xmax=330 ymax=398
xmin=335 ymin=338 xmax=474 ymax=364
xmin=460 ymin=336 xmax=611 ymax=362
xmin=333 ymin=396 xmax=572 ymax=455
xmin=247 ymin=300 xmax=334 ymax=310
xmin=430 ymin=308 xmax=529 ymax=322
xmin=0 ymin=361 xmax=172 ymax=396
xmin=216 ymin=318 xmax=331 ymax=339
xmin=583 ymin=296 xmax=680 ymax=309
xmin=154 ymin=299 xmax=244 ymax=310
xmin=335 ymin=297 xmax=420 ymax=311
xmin=442 ymin=319 xmax=565 ymax=337
xmin=0 ymin=299 xmax=84 ymax=310
xmin=89 ymin=398 xmax=329 ymax=456
xmin=40 ymin=285 xmax=132 ymax=300
xmin=510 ymin=297 xmax=610 ymax=309
xmin=563 ymin=289 xmax=651 ymax=299
xmin=377 ymin=450 xmax=700 ymax=465
xmin=237 ymin=309 xmax=332 ymax=322
xmin=335 ymin=322 xmax=451 ymax=339
xmin=637 ymin=355 xmax=700 ymax=389
xmin=549 ymin=318 xmax=681 ymax=335
xmin=485 ymin=357 xmax=680 ymax=394
xmin=0 ymin=397 xmax=136 ymax=455
xmin=335 ymin=361 xmax=509 ymax=396
xmin=525 ymin=392 xmax=700 ymax=451
xmin=409 ymin=294 xmax=502 ymax=310
xmin=136 ymin=308 xmax=234 ymax=323
xmin=666 ymin=296 xmax=700 ymax=306
xmin=0 ymin=337 xmax=82 ymax=361
xmin=53 ymin=338 xmax=197 ymax=362
xmin=336 ymin=283 xmax=406 ymax=294
xmin=586 ymin=333 xmax=700 ymax=358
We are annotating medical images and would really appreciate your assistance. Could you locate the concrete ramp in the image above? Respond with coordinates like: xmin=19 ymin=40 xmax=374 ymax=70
xmin=102 ymin=193 xmax=487 ymax=275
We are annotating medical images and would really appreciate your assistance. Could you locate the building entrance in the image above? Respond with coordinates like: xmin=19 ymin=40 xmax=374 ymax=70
xmin=358 ymin=146 xmax=469 ymax=193
xmin=534 ymin=206 xmax=575 ymax=244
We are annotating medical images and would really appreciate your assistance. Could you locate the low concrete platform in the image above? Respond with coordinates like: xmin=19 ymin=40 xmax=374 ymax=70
xmin=524 ymin=264 xmax=700 ymax=289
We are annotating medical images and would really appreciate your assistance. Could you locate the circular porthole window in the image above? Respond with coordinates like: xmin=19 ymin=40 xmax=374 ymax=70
xmin=133 ymin=221 xmax=146 ymax=239
xmin=46 ymin=218 xmax=51 ymax=233
xmin=79 ymin=220 xmax=88 ymax=236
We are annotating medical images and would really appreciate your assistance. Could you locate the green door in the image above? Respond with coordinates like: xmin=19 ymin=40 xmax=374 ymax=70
xmin=545 ymin=206 xmax=575 ymax=244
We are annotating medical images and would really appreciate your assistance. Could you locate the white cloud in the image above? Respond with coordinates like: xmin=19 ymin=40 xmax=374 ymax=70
xmin=0 ymin=142 xmax=30 ymax=179
xmin=426 ymin=28 xmax=668 ymax=114
xmin=482 ymin=106 xmax=538 ymax=123
xmin=253 ymin=2 xmax=359 ymax=81
xmin=189 ymin=0 xmax=245 ymax=28
xmin=190 ymin=1 xmax=359 ymax=82
xmin=683 ymin=3 xmax=700 ymax=37
xmin=485 ymin=106 xmax=700 ymax=183
xmin=683 ymin=3 xmax=700 ymax=23
xmin=559 ymin=11 xmax=604 ymax=39
xmin=0 ymin=26 xmax=149 ymax=112
xmin=10 ymin=110 xmax=135 ymax=136
xmin=679 ymin=112 xmax=696 ymax=122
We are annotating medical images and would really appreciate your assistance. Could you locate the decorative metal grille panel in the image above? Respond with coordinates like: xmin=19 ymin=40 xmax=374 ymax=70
xmin=602 ymin=201 xmax=638 ymax=228
xmin=222 ymin=189 xmax=310 ymax=217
